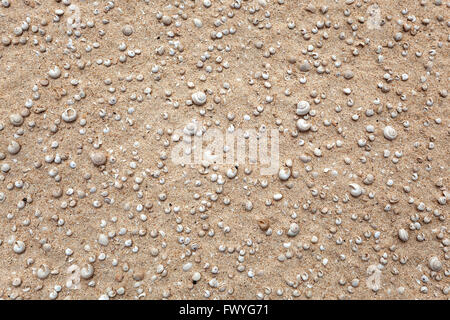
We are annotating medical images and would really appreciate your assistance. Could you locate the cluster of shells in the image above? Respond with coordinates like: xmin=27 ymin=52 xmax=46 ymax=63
xmin=0 ymin=0 xmax=448 ymax=300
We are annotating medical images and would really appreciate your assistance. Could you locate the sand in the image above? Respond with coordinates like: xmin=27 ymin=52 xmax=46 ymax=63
xmin=0 ymin=0 xmax=448 ymax=300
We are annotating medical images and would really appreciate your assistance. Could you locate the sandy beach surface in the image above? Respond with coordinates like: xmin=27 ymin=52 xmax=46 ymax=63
xmin=0 ymin=0 xmax=448 ymax=300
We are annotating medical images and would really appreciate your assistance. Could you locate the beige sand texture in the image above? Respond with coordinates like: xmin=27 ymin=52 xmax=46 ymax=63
xmin=0 ymin=0 xmax=448 ymax=300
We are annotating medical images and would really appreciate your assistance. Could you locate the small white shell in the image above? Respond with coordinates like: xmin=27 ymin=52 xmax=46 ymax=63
xmin=398 ymin=228 xmax=409 ymax=242
xmin=383 ymin=126 xmax=397 ymax=140
xmin=61 ymin=108 xmax=78 ymax=123
xmin=9 ymin=114 xmax=23 ymax=126
xmin=191 ymin=91 xmax=207 ymax=106
xmin=13 ymin=240 xmax=26 ymax=254
xmin=428 ymin=256 xmax=442 ymax=271
xmin=226 ymin=167 xmax=237 ymax=179
xmin=7 ymin=140 xmax=21 ymax=155
xmin=349 ymin=183 xmax=363 ymax=197
xmin=278 ymin=167 xmax=291 ymax=181
xmin=80 ymin=264 xmax=95 ymax=279
xmin=48 ymin=66 xmax=61 ymax=79
xmin=287 ymin=223 xmax=300 ymax=237
xmin=296 ymin=119 xmax=311 ymax=132
xmin=37 ymin=264 xmax=50 ymax=279
xmin=296 ymin=100 xmax=310 ymax=115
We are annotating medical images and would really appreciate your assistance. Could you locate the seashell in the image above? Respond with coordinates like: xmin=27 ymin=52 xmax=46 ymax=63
xmin=9 ymin=113 xmax=24 ymax=126
xmin=428 ymin=256 xmax=442 ymax=271
xmin=61 ymin=108 xmax=78 ymax=123
xmin=13 ymin=240 xmax=26 ymax=254
xmin=48 ymin=66 xmax=61 ymax=79
xmin=7 ymin=140 xmax=21 ymax=155
xmin=80 ymin=264 xmax=95 ymax=279
xmin=37 ymin=264 xmax=50 ymax=279
xmin=226 ymin=167 xmax=237 ymax=179
xmin=296 ymin=119 xmax=311 ymax=132
xmin=383 ymin=126 xmax=397 ymax=140
xmin=278 ymin=167 xmax=291 ymax=180
xmin=191 ymin=91 xmax=207 ymax=106
xmin=296 ymin=100 xmax=310 ymax=115
xmin=398 ymin=228 xmax=409 ymax=242
xmin=287 ymin=223 xmax=300 ymax=237
xmin=349 ymin=183 xmax=363 ymax=197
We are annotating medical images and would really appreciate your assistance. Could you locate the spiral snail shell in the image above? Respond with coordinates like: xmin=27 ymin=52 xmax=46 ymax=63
xmin=383 ymin=126 xmax=397 ymax=140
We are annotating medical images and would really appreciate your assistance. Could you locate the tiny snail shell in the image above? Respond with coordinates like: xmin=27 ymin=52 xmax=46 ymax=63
xmin=383 ymin=126 xmax=397 ymax=140
xmin=191 ymin=91 xmax=207 ymax=106
xmin=296 ymin=119 xmax=311 ymax=132
xmin=13 ymin=240 xmax=26 ymax=254
xmin=90 ymin=152 xmax=107 ymax=166
xmin=398 ymin=228 xmax=409 ymax=242
xmin=80 ymin=264 xmax=95 ymax=279
xmin=61 ymin=108 xmax=78 ymax=123
xmin=296 ymin=100 xmax=310 ymax=115
xmin=287 ymin=223 xmax=300 ymax=237
xmin=226 ymin=167 xmax=237 ymax=179
xmin=349 ymin=183 xmax=363 ymax=197
xmin=428 ymin=256 xmax=442 ymax=272
xmin=278 ymin=167 xmax=291 ymax=180
xmin=7 ymin=140 xmax=21 ymax=155
xmin=48 ymin=66 xmax=61 ymax=79
xmin=9 ymin=113 xmax=24 ymax=126
xmin=37 ymin=264 xmax=50 ymax=279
